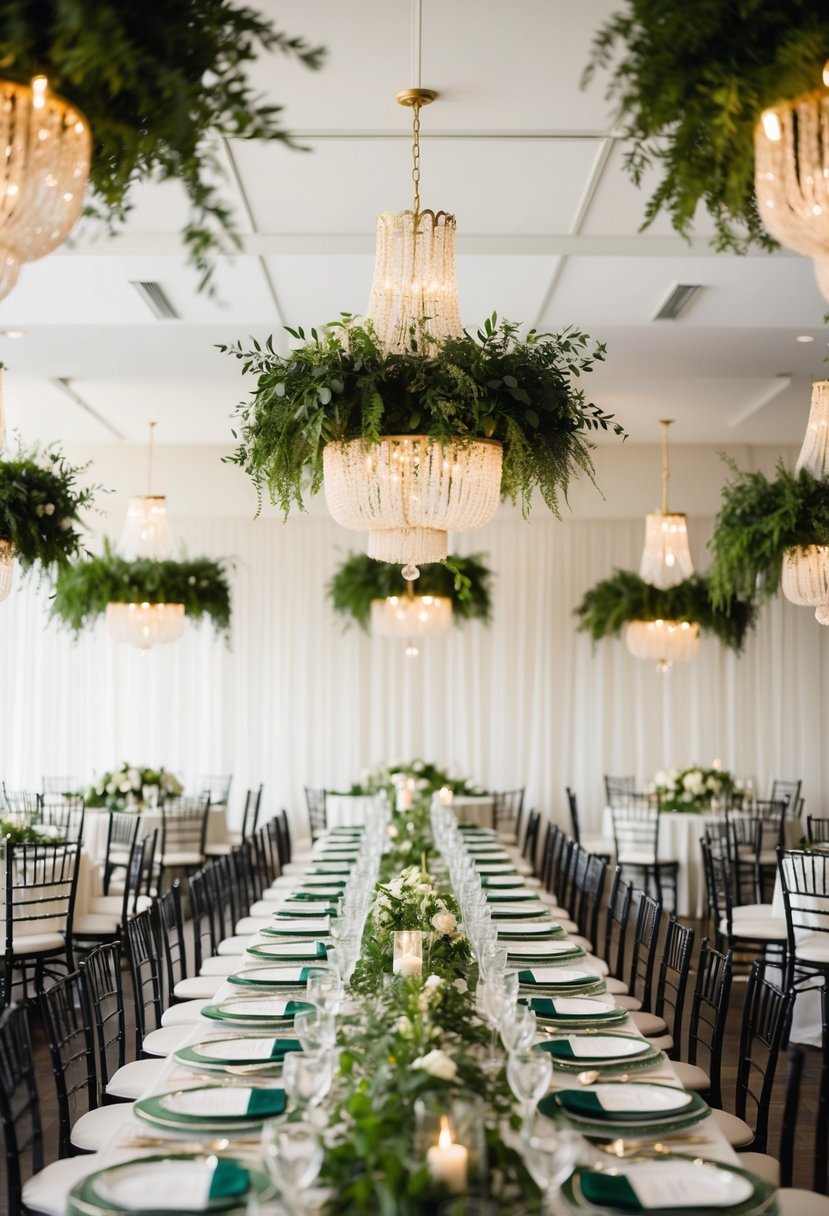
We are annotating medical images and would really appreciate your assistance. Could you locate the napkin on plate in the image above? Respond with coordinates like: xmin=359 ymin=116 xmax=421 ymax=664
xmin=209 ymin=1160 xmax=250 ymax=1201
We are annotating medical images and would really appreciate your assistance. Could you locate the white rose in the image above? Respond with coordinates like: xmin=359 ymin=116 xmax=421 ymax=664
xmin=400 ymin=840 xmax=413 ymax=853
xmin=432 ymin=910 xmax=457 ymax=936
xmin=387 ymin=825 xmax=399 ymax=839
xmin=453 ymin=978 xmax=468 ymax=994
xmin=126 ymin=768 xmax=141 ymax=787
xmin=424 ymin=975 xmax=443 ymax=992
xmin=653 ymin=770 xmax=668 ymax=788
xmin=43 ymin=503 xmax=55 ymax=516
xmin=411 ymin=1050 xmax=457 ymax=1082
xmin=395 ymin=1015 xmax=413 ymax=1037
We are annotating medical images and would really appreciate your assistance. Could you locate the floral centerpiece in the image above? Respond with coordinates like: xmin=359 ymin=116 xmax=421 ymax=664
xmin=0 ymin=820 xmax=65 ymax=845
xmin=353 ymin=759 xmax=485 ymax=804
xmin=653 ymin=765 xmax=736 ymax=814
xmin=374 ymin=866 xmax=463 ymax=943
xmin=85 ymin=763 xmax=183 ymax=811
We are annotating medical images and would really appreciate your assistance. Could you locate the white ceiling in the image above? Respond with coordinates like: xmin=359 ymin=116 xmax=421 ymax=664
xmin=1 ymin=0 xmax=827 ymax=459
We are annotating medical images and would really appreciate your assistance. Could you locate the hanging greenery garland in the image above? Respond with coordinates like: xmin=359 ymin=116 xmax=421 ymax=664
xmin=329 ymin=553 xmax=493 ymax=632
xmin=584 ymin=0 xmax=829 ymax=253
xmin=0 ymin=446 xmax=96 ymax=574
xmin=51 ymin=549 xmax=232 ymax=637
xmin=0 ymin=2 xmax=324 ymax=288
xmin=575 ymin=569 xmax=757 ymax=653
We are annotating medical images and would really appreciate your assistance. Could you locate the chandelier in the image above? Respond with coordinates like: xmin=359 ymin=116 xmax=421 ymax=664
xmin=781 ymin=379 xmax=829 ymax=624
xmin=0 ymin=367 xmax=9 ymax=602
xmin=755 ymin=63 xmax=829 ymax=303
xmin=371 ymin=588 xmax=452 ymax=657
xmin=638 ymin=420 xmax=695 ymax=588
xmin=625 ymin=619 xmax=701 ymax=674
xmin=0 ymin=75 xmax=91 ymax=301
xmin=322 ymin=28 xmax=502 ymax=580
xmin=107 ymin=421 xmax=185 ymax=649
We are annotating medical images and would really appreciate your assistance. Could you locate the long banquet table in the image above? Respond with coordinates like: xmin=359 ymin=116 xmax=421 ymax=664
xmin=72 ymin=828 xmax=754 ymax=1216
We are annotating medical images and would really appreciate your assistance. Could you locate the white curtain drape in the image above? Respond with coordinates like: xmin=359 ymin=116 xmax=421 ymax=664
xmin=1 ymin=511 xmax=826 ymax=836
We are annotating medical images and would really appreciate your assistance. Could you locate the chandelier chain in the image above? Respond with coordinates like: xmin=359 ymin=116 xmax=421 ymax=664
xmin=411 ymin=100 xmax=422 ymax=216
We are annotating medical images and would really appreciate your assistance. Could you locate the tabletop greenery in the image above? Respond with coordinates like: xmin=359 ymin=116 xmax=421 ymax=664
xmin=0 ymin=445 xmax=96 ymax=574
xmin=51 ymin=548 xmax=232 ymax=636
xmin=574 ymin=569 xmax=757 ymax=653
xmin=329 ymin=552 xmax=493 ymax=632
xmin=708 ymin=460 xmax=829 ymax=608
xmin=584 ymin=0 xmax=829 ymax=253
xmin=652 ymin=765 xmax=737 ymax=814
xmin=84 ymin=763 xmax=183 ymax=810
xmin=348 ymin=760 xmax=487 ymax=804
xmin=223 ymin=313 xmax=624 ymax=517
xmin=0 ymin=2 xmax=324 ymax=288
xmin=0 ymin=820 xmax=66 ymax=846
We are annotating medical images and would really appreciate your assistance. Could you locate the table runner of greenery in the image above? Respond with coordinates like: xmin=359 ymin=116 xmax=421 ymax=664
xmin=319 ymin=792 xmax=541 ymax=1213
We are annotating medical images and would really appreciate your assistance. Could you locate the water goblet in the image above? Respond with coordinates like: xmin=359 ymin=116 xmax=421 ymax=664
xmin=506 ymin=1048 xmax=553 ymax=1129
xmin=500 ymin=1004 xmax=536 ymax=1053
xmin=521 ymin=1115 xmax=582 ymax=1203
xmin=293 ymin=1007 xmax=337 ymax=1051
xmin=306 ymin=965 xmax=343 ymax=1015
xmin=261 ymin=1118 xmax=323 ymax=1215
xmin=282 ymin=1047 xmax=335 ymax=1111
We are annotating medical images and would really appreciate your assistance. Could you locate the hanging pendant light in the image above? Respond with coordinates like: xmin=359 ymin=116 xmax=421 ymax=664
xmin=107 ymin=421 xmax=185 ymax=649
xmin=627 ymin=420 xmax=700 ymax=672
xmin=0 ymin=365 xmax=10 ymax=601
xmin=322 ymin=14 xmax=502 ymax=581
xmin=0 ymin=75 xmax=91 ymax=301
xmin=371 ymin=588 xmax=452 ymax=657
xmin=755 ymin=63 xmax=829 ymax=304
xmin=781 ymin=379 xmax=829 ymax=624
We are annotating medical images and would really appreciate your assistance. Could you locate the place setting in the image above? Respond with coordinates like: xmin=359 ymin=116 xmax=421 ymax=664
xmin=516 ymin=965 xmax=609 ymax=998
xmin=67 ymin=1154 xmax=277 ymax=1216
xmin=533 ymin=1031 xmax=666 ymax=1075
xmin=539 ymin=1080 xmax=710 ymax=1140
xmin=558 ymin=1156 xmax=778 ymax=1215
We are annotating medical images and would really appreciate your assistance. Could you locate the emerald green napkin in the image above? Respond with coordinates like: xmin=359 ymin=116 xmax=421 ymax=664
xmin=276 ymin=905 xmax=338 ymax=918
xmin=580 ymin=1172 xmax=641 ymax=1211
xmin=558 ymin=1090 xmax=621 ymax=1119
xmin=284 ymin=1000 xmax=313 ymax=1017
xmin=270 ymin=1038 xmax=302 ymax=1060
xmin=486 ymin=890 xmax=535 ymax=901
xmin=523 ymin=996 xmax=607 ymax=1019
xmin=246 ymin=1088 xmax=287 ymax=1118
xmin=481 ymin=877 xmax=523 ymax=888
xmin=208 ymin=1160 xmax=250 ymax=1201
xmin=290 ymin=891 xmax=343 ymax=902
xmin=301 ymin=879 xmax=347 ymax=889
xmin=538 ymin=1038 xmax=577 ymax=1059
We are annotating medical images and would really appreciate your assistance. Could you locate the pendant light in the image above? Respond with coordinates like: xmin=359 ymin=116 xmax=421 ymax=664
xmin=781 ymin=379 xmax=829 ymax=623
xmin=0 ymin=366 xmax=10 ymax=601
xmin=371 ymin=584 xmax=453 ymax=657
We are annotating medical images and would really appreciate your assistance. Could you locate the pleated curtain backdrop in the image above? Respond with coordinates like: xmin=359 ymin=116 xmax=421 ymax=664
xmin=0 ymin=510 xmax=826 ymax=837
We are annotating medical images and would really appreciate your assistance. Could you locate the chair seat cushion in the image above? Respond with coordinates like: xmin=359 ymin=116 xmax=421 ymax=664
xmin=23 ymin=1154 xmax=109 ymax=1215
xmin=583 ymin=953 xmax=608 ymax=976
xmin=642 ymin=1032 xmax=674 ymax=1052
xmin=174 ymin=974 xmax=223 ymax=1000
xmin=70 ymin=1102 xmax=136 ymax=1152
xmin=736 ymin=1152 xmax=780 ymax=1188
xmin=218 ymin=935 xmax=251 ymax=955
xmin=161 ymin=851 xmax=204 ymax=867
xmin=732 ymin=903 xmax=774 ymax=919
xmin=777 ymin=1189 xmax=829 ymax=1215
xmin=628 ymin=1010 xmax=668 ymax=1037
xmin=200 ymin=955 xmax=239 ymax=976
xmin=72 ymin=913 xmax=120 ymax=937
xmin=106 ymin=1057 xmax=167 ymax=1100
xmin=143 ymin=1024 xmax=193 ymax=1056
xmin=4 ymin=931 xmax=66 ymax=956
xmin=795 ymin=933 xmax=829 ymax=965
xmin=161 ymin=999 xmax=210 ymax=1026
xmin=204 ymin=843 xmax=233 ymax=856
xmin=618 ymin=849 xmax=658 ymax=865
xmin=604 ymin=976 xmax=630 ymax=995
xmin=581 ymin=835 xmax=614 ymax=857
xmin=671 ymin=1060 xmax=710 ymax=1091
xmin=612 ymin=993 xmax=643 ymax=1011
xmin=707 ymin=1108 xmax=754 ymax=1148
xmin=721 ymin=917 xmax=788 ymax=942
xmin=90 ymin=894 xmax=152 ymax=916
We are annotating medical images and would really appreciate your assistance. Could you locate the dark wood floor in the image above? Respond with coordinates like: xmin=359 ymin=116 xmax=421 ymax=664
xmin=0 ymin=917 xmax=824 ymax=1213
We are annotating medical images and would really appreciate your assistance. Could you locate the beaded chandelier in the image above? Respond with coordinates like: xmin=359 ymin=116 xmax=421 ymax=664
xmin=0 ymin=76 xmax=91 ymax=300
xmin=638 ymin=420 xmax=695 ymax=589
xmin=755 ymin=63 xmax=829 ymax=303
xmin=625 ymin=619 xmax=701 ymax=674
xmin=371 ymin=589 xmax=452 ymax=658
xmin=781 ymin=380 xmax=829 ymax=624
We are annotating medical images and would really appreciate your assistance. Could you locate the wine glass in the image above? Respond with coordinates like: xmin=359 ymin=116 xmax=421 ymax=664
xmin=293 ymin=1007 xmax=337 ymax=1051
xmin=500 ymin=1003 xmax=536 ymax=1053
xmin=306 ymin=966 xmax=343 ymax=1015
xmin=521 ymin=1114 xmax=582 ymax=1202
xmin=261 ymin=1118 xmax=323 ymax=1214
xmin=506 ymin=1048 xmax=553 ymax=1128
xmin=282 ymin=1047 xmax=335 ymax=1111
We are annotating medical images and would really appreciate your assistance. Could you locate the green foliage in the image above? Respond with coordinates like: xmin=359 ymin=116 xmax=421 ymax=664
xmin=0 ymin=821 xmax=64 ymax=845
xmin=222 ymin=314 xmax=623 ymax=517
xmin=329 ymin=552 xmax=493 ymax=632
xmin=0 ymin=2 xmax=324 ymax=289
xmin=575 ymin=569 xmax=756 ymax=652
xmin=51 ymin=548 xmax=232 ymax=635
xmin=585 ymin=0 xmax=829 ymax=252
xmin=0 ymin=447 xmax=96 ymax=573
xmin=708 ymin=459 xmax=829 ymax=607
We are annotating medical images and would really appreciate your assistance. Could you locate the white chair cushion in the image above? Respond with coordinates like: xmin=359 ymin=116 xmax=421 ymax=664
xmin=143 ymin=1024 xmax=193 ymax=1056
xmin=72 ymin=913 xmax=119 ymax=937
xmin=89 ymin=894 xmax=152 ymax=916
xmin=604 ymin=976 xmax=630 ymax=995
xmin=796 ymin=933 xmax=829 ymax=964
xmin=70 ymin=1102 xmax=136 ymax=1152
xmin=617 ymin=849 xmax=658 ymax=865
xmin=707 ymin=1108 xmax=753 ymax=1148
xmin=612 ymin=993 xmax=643 ymax=1011
xmin=777 ymin=1189 xmax=829 ymax=1215
xmin=174 ymin=974 xmax=223 ymax=1000
xmin=671 ymin=1060 xmax=710 ymax=1091
xmin=4 ymin=931 xmax=66 ymax=956
xmin=218 ymin=935 xmax=251 ymax=955
xmin=583 ymin=953 xmax=608 ymax=976
xmin=23 ymin=1155 xmax=108 ymax=1215
xmin=106 ymin=1057 xmax=167 ymax=1100
xmin=581 ymin=834 xmax=614 ymax=856
xmin=721 ymin=917 xmax=788 ymax=942
xmin=736 ymin=1152 xmax=780 ymax=1187
xmin=161 ymin=999 xmax=210 ymax=1026
xmin=628 ymin=1010 xmax=668 ymax=1037
xmin=732 ymin=903 xmax=774 ymax=919
xmin=161 ymin=851 xmax=204 ymax=867
xmin=204 ymin=842 xmax=233 ymax=856
xmin=200 ymin=955 xmax=239 ymax=976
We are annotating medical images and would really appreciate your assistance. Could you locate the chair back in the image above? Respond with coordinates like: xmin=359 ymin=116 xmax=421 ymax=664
xmin=198 ymin=774 xmax=232 ymax=806
xmin=102 ymin=810 xmax=141 ymax=895
xmin=276 ymin=809 xmax=292 ymax=864
xmin=492 ymin=788 xmax=524 ymax=839
xmin=752 ymin=798 xmax=787 ymax=850
xmin=538 ymin=822 xmax=557 ymax=891
xmin=304 ymin=787 xmax=327 ymax=841
xmin=610 ymin=794 xmax=661 ymax=864
xmin=189 ymin=869 xmax=216 ymax=974
xmin=806 ymin=814 xmax=829 ymax=845
xmin=521 ymin=809 xmax=540 ymax=870
xmin=160 ymin=796 xmax=210 ymax=862
xmin=626 ymin=890 xmax=663 ymax=1009
xmin=37 ymin=799 xmax=85 ymax=843
xmin=770 ymin=778 xmax=802 ymax=814
xmin=777 ymin=848 xmax=829 ymax=978
xmin=241 ymin=785 xmax=264 ymax=839
xmin=603 ymin=867 xmax=633 ymax=982
xmin=41 ymin=776 xmax=81 ymax=802
xmin=0 ymin=1004 xmax=41 ymax=1216
xmin=604 ymin=775 xmax=636 ymax=806
xmin=39 ymin=970 xmax=96 ymax=1157
xmin=726 ymin=812 xmax=763 ymax=905
xmin=576 ymin=853 xmax=607 ymax=948
xmin=125 ymin=908 xmax=163 ymax=1057
xmin=700 ymin=838 xmax=735 ymax=943
xmin=78 ymin=941 xmax=126 ymax=1096
xmin=565 ymin=787 xmax=581 ymax=844
xmin=153 ymin=880 xmax=188 ymax=1005
xmin=1 ymin=791 xmax=40 ymax=817
xmin=686 ymin=937 xmax=733 ymax=1109
xmin=653 ymin=916 xmax=695 ymax=1056
xmin=734 ymin=960 xmax=795 ymax=1152
xmin=2 ymin=839 xmax=80 ymax=1000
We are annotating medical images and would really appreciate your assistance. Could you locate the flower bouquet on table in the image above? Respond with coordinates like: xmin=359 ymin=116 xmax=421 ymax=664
xmin=653 ymin=765 xmax=736 ymax=814
xmin=85 ymin=763 xmax=183 ymax=811
xmin=372 ymin=865 xmax=466 ymax=973
xmin=353 ymin=759 xmax=486 ymax=807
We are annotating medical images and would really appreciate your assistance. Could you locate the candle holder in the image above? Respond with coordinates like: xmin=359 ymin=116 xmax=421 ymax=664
xmin=393 ymin=929 xmax=423 ymax=978
xmin=415 ymin=1094 xmax=487 ymax=1195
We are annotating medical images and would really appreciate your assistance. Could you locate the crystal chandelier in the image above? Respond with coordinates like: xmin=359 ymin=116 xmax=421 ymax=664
xmin=323 ymin=80 xmax=502 ymax=580
xmin=755 ymin=63 xmax=829 ymax=303
xmin=107 ymin=421 xmax=186 ymax=649
xmin=0 ymin=75 xmax=91 ymax=300
xmin=625 ymin=619 xmax=701 ymax=674
xmin=781 ymin=380 xmax=829 ymax=624
xmin=638 ymin=420 xmax=695 ymax=588
xmin=371 ymin=590 xmax=452 ymax=657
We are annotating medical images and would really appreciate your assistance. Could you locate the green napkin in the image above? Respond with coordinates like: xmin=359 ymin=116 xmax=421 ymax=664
xmin=290 ymin=891 xmax=343 ymax=902
xmin=301 ymin=879 xmax=347 ymax=889
xmin=538 ymin=1038 xmax=577 ymax=1059
xmin=271 ymin=1037 xmax=302 ymax=1059
xmin=523 ymin=996 xmax=608 ymax=1020
xmin=558 ymin=1090 xmax=618 ymax=1119
xmin=275 ymin=905 xmax=338 ymax=918
xmin=486 ymin=890 xmax=535 ymax=901
xmin=246 ymin=1088 xmax=287 ymax=1118
xmin=209 ymin=1160 xmax=250 ymax=1201
xmin=284 ymin=1000 xmax=313 ymax=1017
xmin=482 ymin=877 xmax=523 ymax=888
xmin=580 ymin=1171 xmax=642 ymax=1211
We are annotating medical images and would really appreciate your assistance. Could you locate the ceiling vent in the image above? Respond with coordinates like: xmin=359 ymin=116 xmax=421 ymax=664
xmin=653 ymin=283 xmax=702 ymax=320
xmin=130 ymin=280 xmax=179 ymax=320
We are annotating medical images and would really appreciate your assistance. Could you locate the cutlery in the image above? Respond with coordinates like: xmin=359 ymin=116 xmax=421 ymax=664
xmin=597 ymin=1135 xmax=713 ymax=1157
xmin=120 ymin=1135 xmax=263 ymax=1150
xmin=576 ymin=1070 xmax=676 ymax=1085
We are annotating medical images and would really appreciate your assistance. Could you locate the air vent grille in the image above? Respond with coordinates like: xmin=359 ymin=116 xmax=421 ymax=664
xmin=654 ymin=283 xmax=701 ymax=320
xmin=130 ymin=280 xmax=179 ymax=320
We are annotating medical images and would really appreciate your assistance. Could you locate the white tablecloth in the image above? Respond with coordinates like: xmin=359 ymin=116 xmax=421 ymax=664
xmin=325 ymin=794 xmax=378 ymax=829
xmin=82 ymin=806 xmax=230 ymax=862
xmin=449 ymin=796 xmax=495 ymax=829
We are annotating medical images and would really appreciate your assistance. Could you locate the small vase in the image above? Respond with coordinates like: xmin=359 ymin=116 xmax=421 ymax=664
xmin=393 ymin=930 xmax=423 ymax=978
xmin=415 ymin=1093 xmax=487 ymax=1195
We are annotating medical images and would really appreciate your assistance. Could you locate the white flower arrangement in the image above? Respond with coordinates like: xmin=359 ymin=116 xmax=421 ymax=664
xmin=85 ymin=763 xmax=184 ymax=810
xmin=653 ymin=765 xmax=736 ymax=813
xmin=372 ymin=866 xmax=465 ymax=943
xmin=410 ymin=1049 xmax=458 ymax=1082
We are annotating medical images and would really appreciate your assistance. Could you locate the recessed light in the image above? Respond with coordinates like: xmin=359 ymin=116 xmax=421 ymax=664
xmin=3 ymin=329 xmax=24 ymax=339
xmin=796 ymin=334 xmax=814 ymax=342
